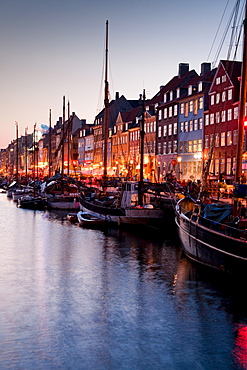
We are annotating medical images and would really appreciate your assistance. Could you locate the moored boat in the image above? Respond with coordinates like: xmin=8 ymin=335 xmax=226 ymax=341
xmin=18 ymin=194 xmax=47 ymax=210
xmin=77 ymin=210 xmax=107 ymax=228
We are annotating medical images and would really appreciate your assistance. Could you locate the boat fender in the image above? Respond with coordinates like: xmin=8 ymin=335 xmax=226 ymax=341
xmin=232 ymin=216 xmax=240 ymax=226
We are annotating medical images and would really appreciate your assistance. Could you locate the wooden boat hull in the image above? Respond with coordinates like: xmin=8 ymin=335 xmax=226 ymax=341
xmin=175 ymin=201 xmax=247 ymax=276
xmin=18 ymin=196 xmax=47 ymax=210
xmin=80 ymin=195 xmax=169 ymax=226
xmin=47 ymin=196 xmax=80 ymax=210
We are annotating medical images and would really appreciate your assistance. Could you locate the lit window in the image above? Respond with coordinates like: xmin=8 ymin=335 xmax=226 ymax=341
xmin=188 ymin=85 xmax=192 ymax=95
xmin=174 ymin=105 xmax=178 ymax=116
xmin=233 ymin=130 xmax=238 ymax=145
xmin=205 ymin=135 xmax=209 ymax=148
xmin=222 ymin=75 xmax=226 ymax=83
xmin=227 ymin=131 xmax=232 ymax=146
xmin=198 ymin=82 xmax=202 ymax=92
xmin=173 ymin=122 xmax=177 ymax=135
xmin=199 ymin=97 xmax=203 ymax=109
xmin=173 ymin=140 xmax=177 ymax=152
xmin=211 ymin=95 xmax=215 ymax=105
xmin=180 ymin=103 xmax=184 ymax=115
xmin=168 ymin=106 xmax=173 ymax=118
xmin=210 ymin=113 xmax=214 ymax=125
xmin=234 ymin=107 xmax=238 ymax=119
xmin=189 ymin=120 xmax=193 ymax=131
xmin=227 ymin=109 xmax=232 ymax=121
xmin=221 ymin=110 xmax=226 ymax=122
xmin=158 ymin=110 xmax=162 ymax=120
xmin=180 ymin=122 xmax=184 ymax=132
xmin=158 ymin=126 xmax=162 ymax=137
xmin=228 ymin=89 xmax=232 ymax=100
xmin=163 ymin=142 xmax=167 ymax=154
xmin=164 ymin=108 xmax=167 ymax=119
xmin=198 ymin=139 xmax=202 ymax=151
xmin=163 ymin=125 xmax=167 ymax=136
xmin=221 ymin=132 xmax=225 ymax=146
xmin=168 ymin=124 xmax=172 ymax=135
xmin=216 ymin=93 xmax=220 ymax=104
xmin=193 ymin=140 xmax=197 ymax=152
xmin=170 ymin=91 xmax=173 ymax=100
xmin=215 ymin=133 xmax=220 ymax=147
xmin=185 ymin=121 xmax=188 ymax=132
xmin=189 ymin=100 xmax=193 ymax=112
xmin=188 ymin=141 xmax=193 ymax=152
xmin=205 ymin=115 xmax=209 ymax=126
xmin=216 ymin=112 xmax=220 ymax=123
xmin=168 ymin=141 xmax=172 ymax=153
xmin=199 ymin=118 xmax=202 ymax=129
xmin=216 ymin=77 xmax=220 ymax=85
xmin=222 ymin=91 xmax=226 ymax=102
xmin=194 ymin=119 xmax=198 ymax=130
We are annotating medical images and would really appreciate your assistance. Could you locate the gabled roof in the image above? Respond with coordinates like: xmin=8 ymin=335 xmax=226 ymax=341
xmin=221 ymin=60 xmax=242 ymax=87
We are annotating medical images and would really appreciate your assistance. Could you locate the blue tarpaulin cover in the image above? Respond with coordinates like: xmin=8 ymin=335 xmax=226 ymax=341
xmin=201 ymin=203 xmax=233 ymax=223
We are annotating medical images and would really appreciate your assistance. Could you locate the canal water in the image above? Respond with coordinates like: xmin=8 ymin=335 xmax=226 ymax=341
xmin=0 ymin=193 xmax=247 ymax=369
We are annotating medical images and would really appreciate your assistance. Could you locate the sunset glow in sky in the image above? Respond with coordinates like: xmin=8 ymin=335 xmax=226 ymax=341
xmin=0 ymin=0 xmax=244 ymax=148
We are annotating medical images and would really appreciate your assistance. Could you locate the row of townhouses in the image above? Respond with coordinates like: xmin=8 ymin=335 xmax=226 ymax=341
xmin=0 ymin=59 xmax=245 ymax=184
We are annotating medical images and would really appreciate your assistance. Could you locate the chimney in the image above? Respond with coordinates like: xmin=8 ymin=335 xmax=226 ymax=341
xmin=115 ymin=92 xmax=119 ymax=100
xmin=201 ymin=62 xmax=211 ymax=76
xmin=178 ymin=63 xmax=189 ymax=78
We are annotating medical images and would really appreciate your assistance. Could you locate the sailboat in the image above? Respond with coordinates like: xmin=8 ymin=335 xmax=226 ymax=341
xmin=175 ymin=0 xmax=247 ymax=276
xmin=79 ymin=21 xmax=176 ymax=228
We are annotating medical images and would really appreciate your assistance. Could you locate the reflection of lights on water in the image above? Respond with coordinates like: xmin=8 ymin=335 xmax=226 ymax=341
xmin=233 ymin=324 xmax=247 ymax=368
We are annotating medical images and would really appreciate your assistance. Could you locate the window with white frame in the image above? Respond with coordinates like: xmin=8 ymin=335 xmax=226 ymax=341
xmin=189 ymin=120 xmax=193 ymax=131
xmin=174 ymin=105 xmax=178 ymax=116
xmin=158 ymin=126 xmax=162 ymax=137
xmin=188 ymin=85 xmax=192 ymax=95
xmin=164 ymin=94 xmax=167 ymax=103
xmin=222 ymin=91 xmax=226 ymax=102
xmin=199 ymin=97 xmax=203 ymax=109
xmin=185 ymin=121 xmax=188 ymax=132
xmin=228 ymin=89 xmax=232 ymax=100
xmin=168 ymin=141 xmax=172 ymax=153
xmin=158 ymin=143 xmax=161 ymax=154
xmin=173 ymin=140 xmax=177 ymax=152
xmin=163 ymin=125 xmax=167 ymax=136
xmin=199 ymin=118 xmax=203 ymax=129
xmin=193 ymin=140 xmax=197 ymax=152
xmin=164 ymin=108 xmax=167 ymax=119
xmin=221 ymin=132 xmax=225 ymax=146
xmin=170 ymin=91 xmax=173 ymax=100
xmin=194 ymin=119 xmax=198 ymax=130
xmin=180 ymin=122 xmax=184 ymax=132
xmin=216 ymin=77 xmax=220 ymax=85
xmin=216 ymin=93 xmax=220 ymax=104
xmin=227 ymin=131 xmax=232 ymax=146
xmin=205 ymin=114 xmax=209 ymax=126
xmin=198 ymin=82 xmax=202 ymax=91
xmin=185 ymin=102 xmax=189 ymax=117
xmin=211 ymin=94 xmax=215 ymax=105
xmin=163 ymin=142 xmax=167 ymax=154
xmin=227 ymin=109 xmax=232 ymax=121
xmin=221 ymin=110 xmax=226 ymax=122
xmin=205 ymin=135 xmax=209 ymax=148
xmin=234 ymin=107 xmax=238 ymax=119
xmin=158 ymin=110 xmax=162 ymax=120
xmin=194 ymin=99 xmax=198 ymax=115
xmin=210 ymin=134 xmax=214 ymax=147
xmin=177 ymin=88 xmax=180 ymax=98
xmin=168 ymin=124 xmax=172 ymax=135
xmin=168 ymin=106 xmax=173 ymax=117
xmin=189 ymin=100 xmax=193 ymax=112
xmin=233 ymin=129 xmax=238 ymax=145
xmin=198 ymin=139 xmax=202 ymax=151
xmin=180 ymin=103 xmax=184 ymax=115
xmin=188 ymin=140 xmax=193 ymax=152
xmin=222 ymin=75 xmax=226 ymax=83
xmin=210 ymin=113 xmax=214 ymax=125
xmin=173 ymin=122 xmax=177 ymax=135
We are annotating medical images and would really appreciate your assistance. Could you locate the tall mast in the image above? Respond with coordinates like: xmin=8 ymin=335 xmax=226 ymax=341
xmin=67 ymin=100 xmax=70 ymax=177
xmin=15 ymin=121 xmax=18 ymax=184
xmin=103 ymin=20 xmax=109 ymax=192
xmin=61 ymin=95 xmax=65 ymax=193
xmin=138 ymin=90 xmax=145 ymax=206
xmin=235 ymin=1 xmax=247 ymax=182
xmin=48 ymin=109 xmax=52 ymax=178
xmin=25 ymin=127 xmax=28 ymax=181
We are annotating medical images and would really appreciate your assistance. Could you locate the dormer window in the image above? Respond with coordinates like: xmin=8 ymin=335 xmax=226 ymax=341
xmin=170 ymin=90 xmax=173 ymax=101
xmin=164 ymin=94 xmax=167 ymax=103
xmin=176 ymin=88 xmax=180 ymax=98
xmin=198 ymin=81 xmax=202 ymax=92
xmin=188 ymin=85 xmax=192 ymax=95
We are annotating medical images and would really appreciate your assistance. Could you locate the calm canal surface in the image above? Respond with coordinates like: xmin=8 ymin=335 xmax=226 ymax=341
xmin=1 ymin=194 xmax=247 ymax=369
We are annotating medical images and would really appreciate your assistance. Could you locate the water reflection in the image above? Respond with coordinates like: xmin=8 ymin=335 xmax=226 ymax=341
xmin=1 ymin=195 xmax=247 ymax=369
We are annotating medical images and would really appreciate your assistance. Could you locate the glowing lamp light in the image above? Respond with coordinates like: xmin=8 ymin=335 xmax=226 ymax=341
xmin=244 ymin=121 xmax=247 ymax=127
